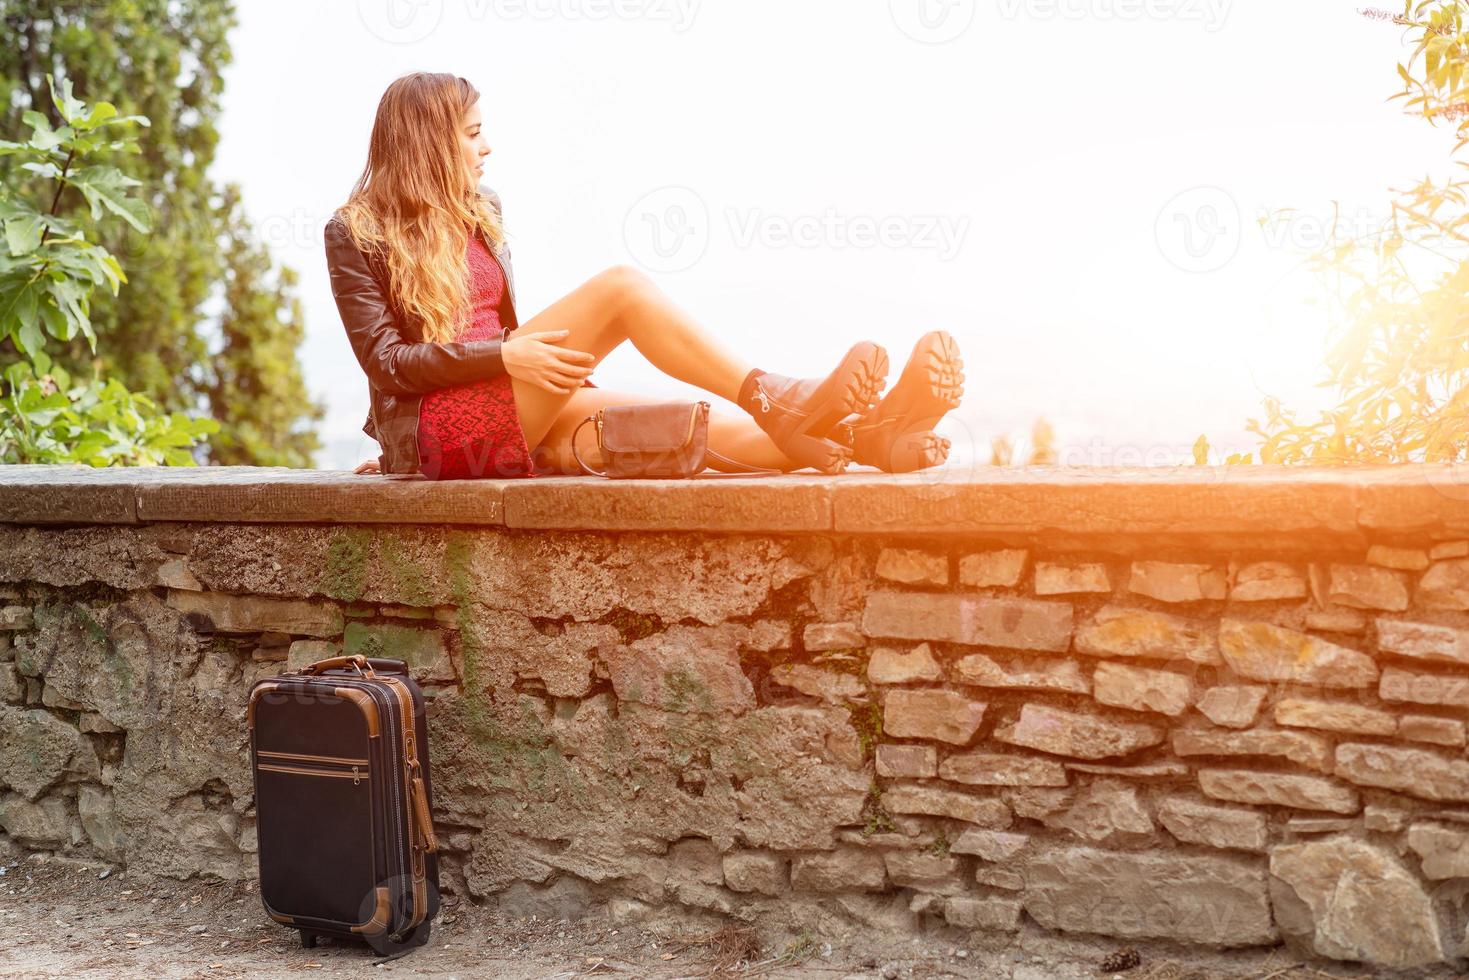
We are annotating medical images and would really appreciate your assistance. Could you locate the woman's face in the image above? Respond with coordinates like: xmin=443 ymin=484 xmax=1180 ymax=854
xmin=459 ymin=101 xmax=491 ymax=186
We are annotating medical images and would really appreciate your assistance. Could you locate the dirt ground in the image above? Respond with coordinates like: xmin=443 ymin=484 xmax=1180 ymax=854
xmin=0 ymin=853 xmax=1450 ymax=980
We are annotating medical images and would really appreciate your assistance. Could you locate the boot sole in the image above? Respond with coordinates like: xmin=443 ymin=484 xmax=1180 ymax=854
xmin=761 ymin=342 xmax=889 ymax=474
xmin=849 ymin=331 xmax=964 ymax=472
xmin=772 ymin=432 xmax=854 ymax=475
xmin=807 ymin=341 xmax=889 ymax=436
xmin=855 ymin=426 xmax=953 ymax=472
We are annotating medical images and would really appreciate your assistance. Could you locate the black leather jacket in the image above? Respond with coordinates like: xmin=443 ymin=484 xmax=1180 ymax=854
xmin=324 ymin=183 xmax=520 ymax=474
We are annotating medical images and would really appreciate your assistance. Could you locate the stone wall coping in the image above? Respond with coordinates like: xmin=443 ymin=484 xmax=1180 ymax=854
xmin=0 ymin=462 xmax=1465 ymax=539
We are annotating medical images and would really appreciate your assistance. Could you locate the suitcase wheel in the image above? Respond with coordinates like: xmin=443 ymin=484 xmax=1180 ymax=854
xmin=367 ymin=918 xmax=432 ymax=956
xmin=299 ymin=929 xmax=317 ymax=949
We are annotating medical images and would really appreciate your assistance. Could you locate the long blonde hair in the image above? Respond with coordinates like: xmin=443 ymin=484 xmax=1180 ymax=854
xmin=336 ymin=72 xmax=506 ymax=343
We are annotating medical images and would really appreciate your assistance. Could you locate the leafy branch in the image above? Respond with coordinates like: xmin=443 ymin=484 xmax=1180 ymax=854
xmin=1202 ymin=1 xmax=1469 ymax=464
xmin=0 ymin=73 xmax=217 ymax=465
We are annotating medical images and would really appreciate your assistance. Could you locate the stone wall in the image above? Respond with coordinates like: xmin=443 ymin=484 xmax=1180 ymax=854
xmin=2 ymin=464 xmax=1469 ymax=971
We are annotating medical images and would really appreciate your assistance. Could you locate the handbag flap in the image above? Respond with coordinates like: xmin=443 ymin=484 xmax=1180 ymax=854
xmin=600 ymin=402 xmax=701 ymax=453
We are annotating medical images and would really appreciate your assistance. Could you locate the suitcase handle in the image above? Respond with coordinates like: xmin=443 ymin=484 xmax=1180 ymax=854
xmin=410 ymin=770 xmax=438 ymax=853
xmin=356 ymin=657 xmax=409 ymax=675
xmin=294 ymin=655 xmax=377 ymax=678
xmin=312 ymin=657 xmax=410 ymax=676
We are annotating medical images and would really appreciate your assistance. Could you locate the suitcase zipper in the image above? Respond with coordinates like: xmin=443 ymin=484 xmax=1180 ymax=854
xmin=382 ymin=676 xmax=429 ymax=929
xmin=340 ymin=678 xmax=408 ymax=927
xmin=257 ymin=761 xmax=369 ymax=785
xmin=341 ymin=679 xmax=409 ymax=935
xmin=257 ymin=750 xmax=369 ymax=767
xmin=343 ymin=677 xmax=413 ymax=934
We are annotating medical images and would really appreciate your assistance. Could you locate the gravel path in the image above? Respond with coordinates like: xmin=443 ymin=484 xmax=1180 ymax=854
xmin=0 ymin=854 xmax=1417 ymax=980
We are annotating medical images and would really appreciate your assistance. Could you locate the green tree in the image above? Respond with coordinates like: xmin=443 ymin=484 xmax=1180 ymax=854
xmin=0 ymin=74 xmax=218 ymax=464
xmin=1204 ymin=1 xmax=1469 ymax=464
xmin=0 ymin=0 xmax=324 ymax=466
xmin=206 ymin=184 xmax=318 ymax=466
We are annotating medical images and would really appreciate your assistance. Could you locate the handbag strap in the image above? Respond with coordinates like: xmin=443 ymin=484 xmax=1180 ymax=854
xmin=571 ymin=415 xmax=606 ymax=477
xmin=706 ymin=447 xmax=782 ymax=475
xmin=571 ymin=414 xmax=782 ymax=477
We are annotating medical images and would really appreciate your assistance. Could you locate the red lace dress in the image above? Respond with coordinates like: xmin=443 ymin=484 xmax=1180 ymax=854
xmin=416 ymin=232 xmax=594 ymax=480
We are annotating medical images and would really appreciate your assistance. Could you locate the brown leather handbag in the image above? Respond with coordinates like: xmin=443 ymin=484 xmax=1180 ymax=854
xmin=571 ymin=400 xmax=779 ymax=478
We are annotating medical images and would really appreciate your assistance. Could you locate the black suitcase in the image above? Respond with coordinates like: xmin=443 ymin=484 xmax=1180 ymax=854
xmin=247 ymin=654 xmax=440 ymax=955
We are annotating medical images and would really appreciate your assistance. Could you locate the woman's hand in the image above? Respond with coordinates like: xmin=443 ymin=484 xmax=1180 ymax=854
xmin=353 ymin=458 xmax=381 ymax=475
xmin=502 ymin=329 xmax=596 ymax=394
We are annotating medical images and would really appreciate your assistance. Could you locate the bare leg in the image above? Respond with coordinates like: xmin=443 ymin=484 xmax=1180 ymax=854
xmin=531 ymin=386 xmax=798 ymax=474
xmin=509 ymin=265 xmax=764 ymax=450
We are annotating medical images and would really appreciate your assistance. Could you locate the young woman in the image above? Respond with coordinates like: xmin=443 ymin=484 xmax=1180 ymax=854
xmin=327 ymin=72 xmax=964 ymax=480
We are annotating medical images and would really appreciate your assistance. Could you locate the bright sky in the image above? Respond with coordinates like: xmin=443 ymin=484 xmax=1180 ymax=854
xmin=212 ymin=1 xmax=1454 ymax=471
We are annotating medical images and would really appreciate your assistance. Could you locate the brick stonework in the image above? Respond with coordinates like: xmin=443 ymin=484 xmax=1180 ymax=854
xmin=1 ymin=464 xmax=1467 ymax=970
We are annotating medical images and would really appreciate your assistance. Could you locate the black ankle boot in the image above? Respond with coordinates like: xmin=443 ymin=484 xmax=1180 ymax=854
xmin=736 ymin=341 xmax=889 ymax=474
xmin=833 ymin=330 xmax=963 ymax=473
